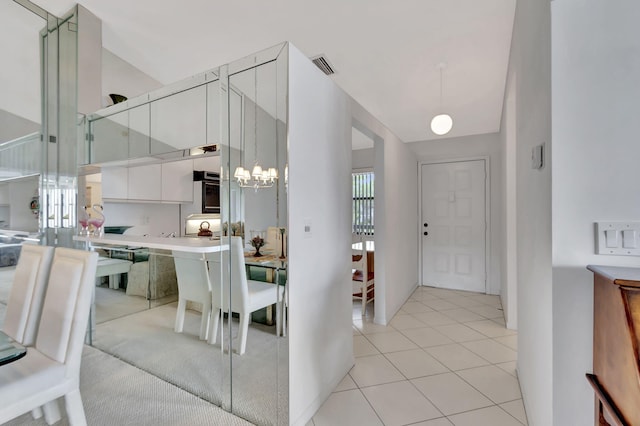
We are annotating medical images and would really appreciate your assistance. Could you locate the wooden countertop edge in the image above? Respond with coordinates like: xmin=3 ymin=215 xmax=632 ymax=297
xmin=587 ymin=265 xmax=640 ymax=287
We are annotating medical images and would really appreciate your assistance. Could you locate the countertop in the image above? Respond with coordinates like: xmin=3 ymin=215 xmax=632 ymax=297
xmin=587 ymin=265 xmax=640 ymax=287
xmin=73 ymin=234 xmax=226 ymax=253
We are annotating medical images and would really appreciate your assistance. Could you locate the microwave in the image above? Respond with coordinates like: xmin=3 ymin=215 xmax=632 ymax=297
xmin=194 ymin=171 xmax=220 ymax=214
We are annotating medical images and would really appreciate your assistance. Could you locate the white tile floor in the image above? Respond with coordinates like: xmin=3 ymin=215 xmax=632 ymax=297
xmin=310 ymin=286 xmax=528 ymax=426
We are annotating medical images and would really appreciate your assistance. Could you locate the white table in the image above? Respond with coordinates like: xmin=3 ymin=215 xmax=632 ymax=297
xmin=74 ymin=235 xmax=227 ymax=344
xmin=73 ymin=234 xmax=227 ymax=253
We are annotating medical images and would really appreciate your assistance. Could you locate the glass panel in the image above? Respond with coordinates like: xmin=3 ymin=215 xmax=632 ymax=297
xmin=150 ymin=85 xmax=207 ymax=155
xmin=228 ymin=52 xmax=288 ymax=426
xmin=79 ymin=41 xmax=287 ymax=426
xmin=128 ymin=104 xmax=150 ymax=158
xmin=40 ymin=9 xmax=79 ymax=248
xmin=0 ymin=133 xmax=41 ymax=182
xmin=216 ymin=63 xmax=233 ymax=413
xmin=90 ymin=111 xmax=129 ymax=163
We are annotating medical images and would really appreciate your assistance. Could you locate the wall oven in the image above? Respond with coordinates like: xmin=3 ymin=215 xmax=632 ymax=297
xmin=194 ymin=171 xmax=220 ymax=213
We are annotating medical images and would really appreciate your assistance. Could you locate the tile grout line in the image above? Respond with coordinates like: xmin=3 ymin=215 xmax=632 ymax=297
xmin=347 ymin=288 xmax=525 ymax=425
xmin=357 ymin=315 xmax=521 ymax=424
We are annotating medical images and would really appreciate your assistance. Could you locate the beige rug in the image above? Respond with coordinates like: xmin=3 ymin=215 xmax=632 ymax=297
xmin=4 ymin=345 xmax=253 ymax=426
xmin=93 ymin=303 xmax=288 ymax=426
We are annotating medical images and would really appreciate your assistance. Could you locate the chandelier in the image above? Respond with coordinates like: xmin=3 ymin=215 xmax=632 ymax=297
xmin=234 ymin=164 xmax=278 ymax=189
xmin=234 ymin=65 xmax=278 ymax=190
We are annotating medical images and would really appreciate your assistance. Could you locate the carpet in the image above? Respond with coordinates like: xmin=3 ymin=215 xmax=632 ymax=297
xmin=93 ymin=303 xmax=289 ymax=426
xmin=1 ymin=266 xmax=288 ymax=426
xmin=4 ymin=345 xmax=254 ymax=426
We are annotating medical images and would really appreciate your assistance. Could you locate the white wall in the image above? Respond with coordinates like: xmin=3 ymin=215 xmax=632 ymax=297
xmin=78 ymin=6 xmax=102 ymax=115
xmin=0 ymin=109 xmax=39 ymax=144
xmin=408 ymin=133 xmax=503 ymax=298
xmin=102 ymin=48 xmax=163 ymax=107
xmin=500 ymin=73 xmax=518 ymax=330
xmin=352 ymin=148 xmax=374 ymax=170
xmin=0 ymin=1 xmax=44 ymax=124
xmin=287 ymin=44 xmax=353 ymax=426
xmin=506 ymin=0 xmax=553 ymax=425
xmin=0 ymin=176 xmax=39 ymax=232
xmin=551 ymin=2 xmax=640 ymax=425
xmin=352 ymin=103 xmax=419 ymax=326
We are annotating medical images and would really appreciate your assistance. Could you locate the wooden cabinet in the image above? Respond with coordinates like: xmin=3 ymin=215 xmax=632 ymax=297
xmin=161 ymin=160 xmax=193 ymax=203
xmin=587 ymin=265 xmax=640 ymax=426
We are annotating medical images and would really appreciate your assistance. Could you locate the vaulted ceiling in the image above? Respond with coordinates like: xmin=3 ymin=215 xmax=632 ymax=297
xmin=33 ymin=0 xmax=516 ymax=144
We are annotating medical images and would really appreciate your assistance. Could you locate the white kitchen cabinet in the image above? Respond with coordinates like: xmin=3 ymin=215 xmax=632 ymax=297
xmin=128 ymin=164 xmax=161 ymax=201
xmin=101 ymin=167 xmax=128 ymax=200
xmin=162 ymin=160 xmax=193 ymax=203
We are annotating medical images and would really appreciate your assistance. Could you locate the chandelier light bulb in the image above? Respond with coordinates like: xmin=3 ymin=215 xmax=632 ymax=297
xmin=234 ymin=166 xmax=245 ymax=180
xmin=252 ymin=164 xmax=263 ymax=179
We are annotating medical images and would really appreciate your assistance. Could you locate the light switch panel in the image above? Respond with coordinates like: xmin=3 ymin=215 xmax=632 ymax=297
xmin=596 ymin=222 xmax=640 ymax=255
xmin=531 ymin=144 xmax=544 ymax=169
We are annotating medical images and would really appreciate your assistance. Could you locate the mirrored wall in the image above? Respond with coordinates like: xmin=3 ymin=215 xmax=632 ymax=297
xmin=0 ymin=0 xmax=78 ymax=270
xmin=81 ymin=43 xmax=289 ymax=425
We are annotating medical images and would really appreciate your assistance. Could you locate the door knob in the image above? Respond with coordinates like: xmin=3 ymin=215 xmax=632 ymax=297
xmin=423 ymin=232 xmax=428 ymax=236
xmin=423 ymin=223 xmax=428 ymax=227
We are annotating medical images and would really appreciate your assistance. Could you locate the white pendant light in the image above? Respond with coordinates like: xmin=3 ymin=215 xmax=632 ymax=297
xmin=431 ymin=114 xmax=453 ymax=136
xmin=430 ymin=63 xmax=453 ymax=136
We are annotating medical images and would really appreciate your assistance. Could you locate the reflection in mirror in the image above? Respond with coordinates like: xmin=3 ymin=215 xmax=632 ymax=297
xmin=0 ymin=1 xmax=46 ymax=317
xmin=227 ymin=58 xmax=288 ymax=426
xmin=0 ymin=1 xmax=43 ymax=147
xmin=90 ymin=111 xmax=129 ymax=164
xmin=151 ymin=85 xmax=207 ymax=154
xmin=79 ymin=43 xmax=287 ymax=426
xmin=0 ymin=174 xmax=40 ymax=234
xmin=129 ymin=103 xmax=151 ymax=158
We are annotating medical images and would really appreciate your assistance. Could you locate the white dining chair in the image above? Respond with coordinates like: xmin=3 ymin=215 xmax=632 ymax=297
xmin=207 ymin=237 xmax=283 ymax=355
xmin=0 ymin=247 xmax=98 ymax=426
xmin=2 ymin=244 xmax=54 ymax=346
xmin=352 ymin=235 xmax=374 ymax=316
xmin=172 ymin=251 xmax=213 ymax=340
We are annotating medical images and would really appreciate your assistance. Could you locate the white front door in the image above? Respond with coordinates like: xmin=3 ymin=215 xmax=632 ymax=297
xmin=421 ymin=160 xmax=486 ymax=292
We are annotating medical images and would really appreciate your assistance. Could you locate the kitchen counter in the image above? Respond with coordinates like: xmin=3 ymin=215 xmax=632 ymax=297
xmin=587 ymin=265 xmax=640 ymax=288
xmin=73 ymin=234 xmax=227 ymax=253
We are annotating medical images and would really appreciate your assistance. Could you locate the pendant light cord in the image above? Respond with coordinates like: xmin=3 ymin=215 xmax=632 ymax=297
xmin=439 ymin=66 xmax=443 ymax=111
xmin=254 ymin=61 xmax=258 ymax=165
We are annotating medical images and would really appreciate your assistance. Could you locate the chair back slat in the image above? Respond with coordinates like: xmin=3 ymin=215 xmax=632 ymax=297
xmin=35 ymin=248 xmax=97 ymax=367
xmin=208 ymin=236 xmax=250 ymax=314
xmin=3 ymin=244 xmax=54 ymax=345
xmin=173 ymin=251 xmax=211 ymax=300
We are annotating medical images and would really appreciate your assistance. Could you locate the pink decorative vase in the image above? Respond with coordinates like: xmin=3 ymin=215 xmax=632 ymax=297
xmin=89 ymin=204 xmax=105 ymax=236
xmin=78 ymin=207 xmax=90 ymax=235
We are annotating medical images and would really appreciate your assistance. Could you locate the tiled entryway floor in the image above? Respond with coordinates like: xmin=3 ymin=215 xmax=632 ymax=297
xmin=310 ymin=286 xmax=528 ymax=426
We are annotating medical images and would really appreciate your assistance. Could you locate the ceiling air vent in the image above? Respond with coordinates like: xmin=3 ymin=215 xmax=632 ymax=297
xmin=311 ymin=55 xmax=336 ymax=75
